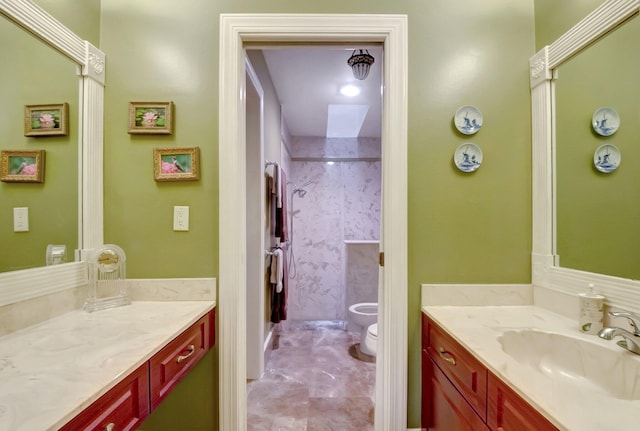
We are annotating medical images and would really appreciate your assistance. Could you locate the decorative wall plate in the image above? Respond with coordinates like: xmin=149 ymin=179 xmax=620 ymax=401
xmin=592 ymin=107 xmax=620 ymax=136
xmin=454 ymin=143 xmax=483 ymax=172
xmin=454 ymin=105 xmax=483 ymax=135
xmin=593 ymin=144 xmax=620 ymax=173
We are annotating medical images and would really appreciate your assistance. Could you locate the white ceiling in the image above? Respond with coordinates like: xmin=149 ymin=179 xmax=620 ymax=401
xmin=261 ymin=46 xmax=382 ymax=138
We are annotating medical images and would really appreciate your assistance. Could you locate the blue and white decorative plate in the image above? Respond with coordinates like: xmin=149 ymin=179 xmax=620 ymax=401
xmin=454 ymin=105 xmax=483 ymax=135
xmin=593 ymin=144 xmax=620 ymax=173
xmin=454 ymin=143 xmax=483 ymax=172
xmin=592 ymin=107 xmax=620 ymax=136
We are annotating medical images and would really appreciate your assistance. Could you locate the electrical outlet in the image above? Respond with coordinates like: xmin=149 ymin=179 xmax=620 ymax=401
xmin=13 ymin=207 xmax=29 ymax=232
xmin=173 ymin=206 xmax=189 ymax=231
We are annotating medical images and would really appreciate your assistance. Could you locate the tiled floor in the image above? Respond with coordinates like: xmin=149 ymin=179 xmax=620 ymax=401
xmin=247 ymin=320 xmax=376 ymax=431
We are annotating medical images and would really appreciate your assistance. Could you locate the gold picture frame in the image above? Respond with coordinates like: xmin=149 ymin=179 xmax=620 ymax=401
xmin=153 ymin=147 xmax=200 ymax=182
xmin=128 ymin=101 xmax=174 ymax=134
xmin=1 ymin=150 xmax=46 ymax=183
xmin=24 ymin=103 xmax=68 ymax=137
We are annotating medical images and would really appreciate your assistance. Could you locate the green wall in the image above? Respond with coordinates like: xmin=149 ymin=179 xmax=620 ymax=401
xmin=100 ymin=0 xmax=219 ymax=279
xmin=99 ymin=0 xmax=535 ymax=428
xmin=404 ymin=3 xmax=533 ymax=426
xmin=139 ymin=349 xmax=218 ymax=431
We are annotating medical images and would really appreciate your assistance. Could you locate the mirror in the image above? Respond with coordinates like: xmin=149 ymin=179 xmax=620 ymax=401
xmin=0 ymin=14 xmax=79 ymax=272
xmin=530 ymin=0 xmax=640 ymax=310
xmin=0 ymin=0 xmax=105 ymax=307
xmin=555 ymin=18 xmax=640 ymax=280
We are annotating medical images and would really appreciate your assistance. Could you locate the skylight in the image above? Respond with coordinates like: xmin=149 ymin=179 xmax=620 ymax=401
xmin=326 ymin=104 xmax=369 ymax=138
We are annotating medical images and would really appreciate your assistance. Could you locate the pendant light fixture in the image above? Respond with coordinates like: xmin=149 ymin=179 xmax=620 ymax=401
xmin=347 ymin=49 xmax=375 ymax=80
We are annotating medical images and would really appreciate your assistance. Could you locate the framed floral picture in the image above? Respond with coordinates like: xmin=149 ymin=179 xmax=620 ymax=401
xmin=24 ymin=103 xmax=68 ymax=137
xmin=0 ymin=150 xmax=46 ymax=183
xmin=153 ymin=147 xmax=200 ymax=182
xmin=128 ymin=101 xmax=174 ymax=134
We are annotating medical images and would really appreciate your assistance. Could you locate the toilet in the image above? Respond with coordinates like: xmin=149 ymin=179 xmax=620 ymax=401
xmin=361 ymin=323 xmax=377 ymax=356
xmin=347 ymin=302 xmax=378 ymax=357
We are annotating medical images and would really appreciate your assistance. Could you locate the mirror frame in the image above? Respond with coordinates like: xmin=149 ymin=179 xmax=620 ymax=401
xmin=0 ymin=0 xmax=104 ymax=306
xmin=530 ymin=0 xmax=640 ymax=310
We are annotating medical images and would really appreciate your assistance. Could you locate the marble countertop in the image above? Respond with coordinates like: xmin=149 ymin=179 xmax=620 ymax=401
xmin=0 ymin=300 xmax=215 ymax=431
xmin=423 ymin=305 xmax=640 ymax=431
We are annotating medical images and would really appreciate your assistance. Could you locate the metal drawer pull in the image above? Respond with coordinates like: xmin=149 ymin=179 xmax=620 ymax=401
xmin=438 ymin=347 xmax=456 ymax=366
xmin=105 ymin=423 xmax=115 ymax=431
xmin=177 ymin=344 xmax=196 ymax=363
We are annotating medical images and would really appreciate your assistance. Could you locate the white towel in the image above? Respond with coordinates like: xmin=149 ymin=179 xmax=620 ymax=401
xmin=270 ymin=248 xmax=284 ymax=293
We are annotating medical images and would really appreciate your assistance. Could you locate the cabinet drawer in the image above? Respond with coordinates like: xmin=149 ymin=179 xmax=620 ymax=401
xmin=423 ymin=351 xmax=489 ymax=431
xmin=149 ymin=312 xmax=212 ymax=409
xmin=488 ymin=373 xmax=559 ymax=431
xmin=427 ymin=319 xmax=487 ymax=421
xmin=59 ymin=363 xmax=149 ymax=431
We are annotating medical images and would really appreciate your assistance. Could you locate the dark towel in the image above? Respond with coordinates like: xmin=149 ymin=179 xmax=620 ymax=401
xmin=270 ymin=248 xmax=288 ymax=323
xmin=275 ymin=169 xmax=288 ymax=243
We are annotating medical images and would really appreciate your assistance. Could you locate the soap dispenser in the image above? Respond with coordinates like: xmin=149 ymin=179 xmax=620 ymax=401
xmin=578 ymin=283 xmax=605 ymax=334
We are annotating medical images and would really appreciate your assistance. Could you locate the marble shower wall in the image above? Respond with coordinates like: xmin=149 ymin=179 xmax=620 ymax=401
xmin=286 ymin=137 xmax=381 ymax=321
xmin=345 ymin=242 xmax=380 ymax=316
xmin=343 ymin=162 xmax=381 ymax=241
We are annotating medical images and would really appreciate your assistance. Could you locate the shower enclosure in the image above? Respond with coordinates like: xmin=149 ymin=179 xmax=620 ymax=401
xmin=284 ymin=136 xmax=381 ymax=323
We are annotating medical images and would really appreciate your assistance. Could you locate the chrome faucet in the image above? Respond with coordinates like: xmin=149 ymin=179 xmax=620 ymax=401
xmin=598 ymin=311 xmax=640 ymax=355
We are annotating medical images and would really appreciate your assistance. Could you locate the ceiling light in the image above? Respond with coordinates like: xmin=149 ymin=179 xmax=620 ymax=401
xmin=347 ymin=49 xmax=375 ymax=80
xmin=340 ymin=84 xmax=360 ymax=97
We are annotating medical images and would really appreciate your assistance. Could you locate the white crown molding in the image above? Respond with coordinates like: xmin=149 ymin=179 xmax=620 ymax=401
xmin=547 ymin=0 xmax=639 ymax=70
xmin=219 ymin=13 xmax=408 ymax=431
xmin=0 ymin=0 xmax=105 ymax=306
xmin=0 ymin=0 xmax=85 ymax=63
xmin=530 ymin=0 xmax=640 ymax=312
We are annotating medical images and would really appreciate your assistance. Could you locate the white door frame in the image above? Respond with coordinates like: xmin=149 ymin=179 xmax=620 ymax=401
xmin=218 ymin=14 xmax=408 ymax=431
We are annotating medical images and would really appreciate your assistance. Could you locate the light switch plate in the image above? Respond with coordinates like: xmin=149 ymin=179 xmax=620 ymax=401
xmin=14 ymin=207 xmax=29 ymax=232
xmin=173 ymin=206 xmax=189 ymax=231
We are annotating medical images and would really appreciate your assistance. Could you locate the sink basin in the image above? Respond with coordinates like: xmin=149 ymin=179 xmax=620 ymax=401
xmin=498 ymin=329 xmax=640 ymax=400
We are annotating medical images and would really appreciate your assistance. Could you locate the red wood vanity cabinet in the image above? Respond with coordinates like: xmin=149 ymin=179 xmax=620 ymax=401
xmin=58 ymin=363 xmax=150 ymax=431
xmin=422 ymin=351 xmax=489 ymax=431
xmin=487 ymin=372 xmax=557 ymax=431
xmin=59 ymin=308 xmax=215 ymax=431
xmin=422 ymin=312 xmax=558 ymax=431
xmin=150 ymin=308 xmax=214 ymax=409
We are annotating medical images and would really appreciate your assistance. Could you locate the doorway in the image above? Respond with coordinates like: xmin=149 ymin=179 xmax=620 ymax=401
xmin=246 ymin=44 xmax=383 ymax=429
xmin=218 ymin=14 xmax=408 ymax=431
